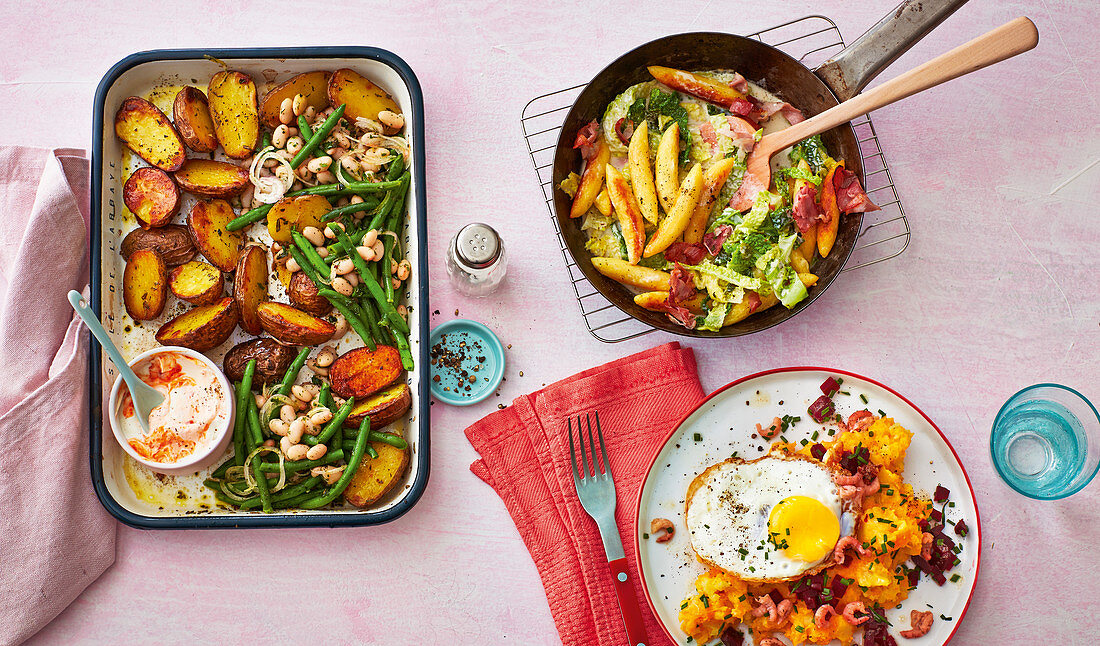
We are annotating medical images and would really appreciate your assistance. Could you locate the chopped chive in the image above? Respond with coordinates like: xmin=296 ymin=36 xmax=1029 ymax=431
xmin=860 ymin=393 xmax=869 ymax=404
xmin=693 ymin=432 xmax=702 ymax=442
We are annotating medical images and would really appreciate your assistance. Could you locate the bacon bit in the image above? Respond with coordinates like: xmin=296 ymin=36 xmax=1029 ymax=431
xmin=722 ymin=115 xmax=757 ymax=150
xmin=756 ymin=416 xmax=783 ymax=440
xmin=664 ymin=242 xmax=708 ymax=265
xmin=744 ymin=291 xmax=762 ymax=314
xmin=921 ymin=532 xmax=935 ymax=560
xmin=718 ymin=626 xmax=744 ymax=646
xmin=832 ymin=166 xmax=880 ymax=214
xmin=727 ymin=72 xmax=749 ymax=93
xmin=702 ymin=224 xmax=733 ymax=256
xmin=899 ymin=610 xmax=934 ymax=639
xmin=650 ymin=518 xmax=675 ymax=543
xmin=833 ymin=536 xmax=868 ymax=566
xmin=728 ymin=97 xmax=755 ymax=117
xmin=573 ymin=120 xmax=600 ymax=160
xmin=698 ymin=120 xmax=718 ymax=151
xmin=814 ymin=604 xmax=838 ymax=629
xmin=614 ymin=118 xmax=634 ymax=145
xmin=657 ymin=264 xmax=698 ymax=329
xmin=791 ymin=182 xmax=821 ymax=233
xmin=842 ymin=601 xmax=870 ymax=626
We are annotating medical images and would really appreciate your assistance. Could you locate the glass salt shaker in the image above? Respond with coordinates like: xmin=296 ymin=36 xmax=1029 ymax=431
xmin=446 ymin=223 xmax=507 ymax=297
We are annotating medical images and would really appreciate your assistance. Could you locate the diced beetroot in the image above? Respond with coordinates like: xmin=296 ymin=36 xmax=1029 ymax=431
xmin=719 ymin=626 xmax=744 ymax=646
xmin=918 ymin=518 xmax=930 ymax=532
xmin=807 ymin=572 xmax=825 ymax=590
xmin=930 ymin=508 xmax=943 ymax=524
xmin=808 ymin=395 xmax=835 ymax=422
xmin=907 ymin=567 xmax=920 ymax=588
xmin=838 ymin=446 xmax=868 ymax=474
xmin=810 ymin=443 xmax=826 ymax=460
xmin=828 ymin=575 xmax=849 ymax=600
xmin=955 ymin=519 xmax=969 ymax=537
xmin=768 ymin=589 xmax=784 ymax=606
xmin=820 ymin=377 xmax=841 ymax=397
xmin=911 ymin=555 xmax=947 ymax=585
xmin=930 ymin=526 xmax=956 ymax=549
xmin=934 ymin=485 xmax=950 ymax=502
xmin=863 ymin=619 xmax=898 ymax=646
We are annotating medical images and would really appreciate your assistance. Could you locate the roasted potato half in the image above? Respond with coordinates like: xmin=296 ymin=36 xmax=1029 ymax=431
xmin=155 ymin=297 xmax=239 ymax=351
xmin=174 ymin=159 xmax=250 ymax=198
xmin=256 ymin=302 xmax=335 ymax=346
xmin=123 ymin=249 xmax=167 ymax=321
xmin=169 ymin=261 xmax=223 ymax=306
xmin=114 ymin=97 xmax=187 ymax=171
xmin=329 ymin=346 xmax=402 ymax=399
xmin=234 ymin=245 xmax=269 ymax=335
xmin=187 ymin=199 xmax=244 ymax=272
xmin=344 ymin=440 xmax=408 ymax=508
xmin=287 ymin=271 xmax=331 ymax=316
xmin=223 ymin=337 xmax=298 ymax=384
xmin=266 ymin=195 xmax=330 ymax=244
xmin=120 ymin=224 xmax=196 ymax=266
xmin=259 ymin=71 xmax=331 ymax=128
xmin=327 ymin=68 xmax=399 ymax=123
xmin=344 ymin=382 xmax=411 ymax=430
xmin=172 ymin=86 xmax=218 ymax=153
xmin=207 ymin=71 xmax=259 ymax=159
xmin=123 ymin=167 xmax=180 ymax=229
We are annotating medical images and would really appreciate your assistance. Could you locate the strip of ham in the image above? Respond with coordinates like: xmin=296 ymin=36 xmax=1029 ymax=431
xmin=791 ymin=182 xmax=821 ymax=233
xmin=702 ymin=224 xmax=733 ymax=256
xmin=833 ymin=166 xmax=880 ymax=213
xmin=573 ymin=120 xmax=599 ymax=160
xmin=727 ymin=72 xmax=749 ymax=93
xmin=664 ymin=242 xmax=708 ymax=265
xmin=659 ymin=264 xmax=698 ymax=328
xmin=720 ymin=115 xmax=757 ymax=151
xmin=698 ymin=121 xmax=718 ymax=153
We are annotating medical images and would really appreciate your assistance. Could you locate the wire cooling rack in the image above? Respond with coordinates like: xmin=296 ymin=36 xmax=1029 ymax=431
xmin=522 ymin=15 xmax=911 ymax=343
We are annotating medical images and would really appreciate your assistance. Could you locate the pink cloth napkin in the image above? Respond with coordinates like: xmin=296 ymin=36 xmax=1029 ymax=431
xmin=466 ymin=342 xmax=705 ymax=646
xmin=0 ymin=146 xmax=116 ymax=646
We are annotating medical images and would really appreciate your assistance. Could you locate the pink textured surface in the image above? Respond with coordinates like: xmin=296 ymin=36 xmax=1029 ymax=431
xmin=2 ymin=0 xmax=1097 ymax=643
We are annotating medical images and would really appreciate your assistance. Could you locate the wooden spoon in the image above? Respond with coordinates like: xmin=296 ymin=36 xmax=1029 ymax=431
xmin=734 ymin=16 xmax=1039 ymax=210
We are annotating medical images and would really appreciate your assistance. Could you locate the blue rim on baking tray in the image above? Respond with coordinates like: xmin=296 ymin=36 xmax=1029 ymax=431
xmin=89 ymin=47 xmax=430 ymax=529
xmin=428 ymin=319 xmax=505 ymax=406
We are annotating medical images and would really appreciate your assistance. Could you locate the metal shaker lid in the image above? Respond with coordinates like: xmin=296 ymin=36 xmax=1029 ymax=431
xmin=455 ymin=223 xmax=501 ymax=269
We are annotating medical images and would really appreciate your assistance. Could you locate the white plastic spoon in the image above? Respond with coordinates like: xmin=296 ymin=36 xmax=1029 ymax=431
xmin=68 ymin=290 xmax=164 ymax=433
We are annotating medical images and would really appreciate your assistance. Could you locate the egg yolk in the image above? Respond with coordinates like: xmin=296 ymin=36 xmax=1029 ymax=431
xmin=767 ymin=495 xmax=840 ymax=562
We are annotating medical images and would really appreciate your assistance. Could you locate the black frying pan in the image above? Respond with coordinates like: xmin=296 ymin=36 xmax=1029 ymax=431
xmin=552 ymin=0 xmax=969 ymax=338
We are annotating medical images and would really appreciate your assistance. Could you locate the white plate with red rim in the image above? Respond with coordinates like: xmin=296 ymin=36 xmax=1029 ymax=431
xmin=633 ymin=367 xmax=982 ymax=646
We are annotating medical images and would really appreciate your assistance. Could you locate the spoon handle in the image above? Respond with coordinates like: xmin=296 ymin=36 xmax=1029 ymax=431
xmin=67 ymin=290 xmax=143 ymax=389
xmin=766 ymin=16 xmax=1038 ymax=153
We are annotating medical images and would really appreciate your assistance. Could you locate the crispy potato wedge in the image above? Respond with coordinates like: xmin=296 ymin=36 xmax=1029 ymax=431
xmin=647 ymin=66 xmax=748 ymax=110
xmin=172 ymin=86 xmax=218 ymax=153
xmin=723 ymin=292 xmax=779 ymax=326
xmin=256 ymin=302 xmax=335 ymax=346
xmin=155 ymin=297 xmax=238 ymax=351
xmin=633 ymin=291 xmax=706 ymax=313
xmin=818 ymin=161 xmax=842 ymax=259
xmin=628 ymin=121 xmax=659 ymax=224
xmin=207 ymin=71 xmax=259 ymax=159
xmin=114 ymin=97 xmax=186 ymax=171
xmin=223 ymin=337 xmax=298 ymax=384
xmin=120 ymin=224 xmax=196 ymax=266
xmin=594 ymin=187 xmax=612 ymax=217
xmin=590 ymin=257 xmax=670 ymax=291
xmin=174 ymin=159 xmax=250 ymax=198
xmin=287 ymin=270 xmax=332 ymax=316
xmin=329 ymin=346 xmax=402 ymax=399
xmin=259 ymin=71 xmax=331 ymax=128
xmin=604 ymin=165 xmax=645 ymax=264
xmin=266 ymin=195 xmax=330 ymax=244
xmin=187 ymin=199 xmax=244 ymax=272
xmin=344 ymin=440 xmax=408 ymax=507
xmin=685 ymin=157 xmax=739 ymax=244
xmin=123 ymin=249 xmax=167 ymax=321
xmin=123 ymin=167 xmax=180 ymax=229
xmin=275 ymin=262 xmax=293 ymax=289
xmin=655 ymin=122 xmax=680 ymax=213
xmin=789 ymin=247 xmax=810 ymax=275
xmin=234 ymin=245 xmax=269 ymax=335
xmin=344 ymin=382 xmax=411 ymax=430
xmin=799 ymin=223 xmax=817 ymax=264
xmin=169 ymin=261 xmax=223 ymax=306
xmin=569 ymin=136 xmax=610 ymax=218
xmin=645 ymin=163 xmax=704 ymax=257
xmin=798 ymin=272 xmax=819 ymax=288
xmin=327 ymin=68 xmax=400 ymax=123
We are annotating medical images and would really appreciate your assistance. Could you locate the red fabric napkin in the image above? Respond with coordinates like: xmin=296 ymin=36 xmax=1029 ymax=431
xmin=0 ymin=146 xmax=116 ymax=646
xmin=466 ymin=342 xmax=704 ymax=646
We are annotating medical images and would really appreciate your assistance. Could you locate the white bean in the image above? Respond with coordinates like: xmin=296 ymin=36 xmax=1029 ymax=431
xmin=336 ymin=197 xmax=349 ymax=207
xmin=254 ymin=393 xmax=266 ymax=408
xmin=279 ymin=97 xmax=295 ymax=125
xmin=286 ymin=136 xmax=304 ymax=156
xmin=306 ymin=444 xmax=328 ymax=461
xmin=286 ymin=444 xmax=310 ymax=461
xmin=280 ymin=404 xmax=297 ymax=423
xmin=390 ymin=258 xmax=399 ymax=275
xmin=306 ymin=357 xmax=329 ymax=376
xmin=292 ymin=384 xmax=312 ymax=402
xmin=316 ymin=246 xmax=329 ymax=258
xmin=324 ymin=222 xmax=345 ymax=239
xmin=272 ymin=124 xmax=290 ymax=149
xmin=361 ymin=229 xmax=379 ymax=248
xmin=269 ymin=419 xmax=290 ymax=436
xmin=315 ymin=170 xmax=336 ymax=184
xmin=396 ymin=260 xmax=411 ymax=281
xmin=332 ymin=313 xmax=348 ymax=339
xmin=378 ymin=110 xmax=405 ymax=131
xmin=292 ymin=93 xmax=307 ymax=116
xmin=280 ymin=435 xmax=296 ymax=455
xmin=350 ymin=195 xmax=364 ymax=205
xmin=397 ymin=304 xmax=408 ymax=319
xmin=304 ymin=105 xmax=316 ymax=119
xmin=345 ymin=272 xmax=359 ymax=287
xmin=310 ymin=409 xmax=333 ymax=426
xmin=356 ymin=246 xmax=376 ymax=262
xmin=316 ymin=346 xmax=336 ymax=368
xmin=331 ymin=276 xmax=354 ymax=296
xmin=339 ymin=155 xmax=358 ymax=173
xmin=287 ymin=418 xmax=307 ymax=444
xmin=391 ymin=277 xmax=401 ymax=290
xmin=335 ymin=258 xmax=355 ymax=275
xmin=372 ymin=240 xmax=385 ymax=260
xmin=286 ymin=257 xmax=301 ymax=273
xmin=302 ymin=226 xmax=324 ymax=246
xmin=307 ymin=156 xmax=332 ymax=173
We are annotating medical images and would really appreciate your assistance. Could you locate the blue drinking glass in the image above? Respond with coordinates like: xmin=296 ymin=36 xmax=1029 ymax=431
xmin=991 ymin=384 xmax=1100 ymax=500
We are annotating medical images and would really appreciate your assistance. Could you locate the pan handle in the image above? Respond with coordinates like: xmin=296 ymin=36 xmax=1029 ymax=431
xmin=814 ymin=0 xmax=970 ymax=100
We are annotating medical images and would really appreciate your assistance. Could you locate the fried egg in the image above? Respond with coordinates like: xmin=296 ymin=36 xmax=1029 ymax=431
xmin=685 ymin=453 xmax=859 ymax=581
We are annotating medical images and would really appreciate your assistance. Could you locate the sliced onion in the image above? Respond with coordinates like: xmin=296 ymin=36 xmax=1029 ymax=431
xmin=260 ymin=393 xmax=296 ymax=430
xmin=354 ymin=117 xmax=385 ymax=134
xmin=355 ymin=129 xmax=410 ymax=162
xmin=249 ymin=146 xmax=295 ymax=204
xmin=243 ymin=446 xmax=288 ymax=493
xmin=219 ymin=480 xmax=254 ymax=502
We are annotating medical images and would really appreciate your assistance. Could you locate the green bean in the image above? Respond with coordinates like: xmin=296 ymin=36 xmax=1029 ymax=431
xmin=275 ymin=347 xmax=311 ymax=398
xmin=342 ymin=440 xmax=380 ymax=460
xmin=246 ymin=398 xmax=273 ymax=513
xmin=344 ymin=176 xmax=406 ymax=193
xmin=273 ymin=492 xmax=318 ymax=509
xmin=304 ymin=396 xmax=355 ymax=447
xmin=382 ymin=227 xmax=395 ymax=306
xmin=239 ymin=476 xmax=323 ymax=510
xmin=260 ymin=132 xmax=272 ymax=151
xmin=390 ymin=325 xmax=415 ymax=372
xmin=318 ymin=289 xmax=376 ymax=350
xmin=227 ymin=203 xmax=272 ymax=232
xmin=370 ymin=431 xmax=408 ymax=449
xmin=226 ymin=182 xmax=370 ymax=231
xmin=319 ymin=382 xmax=335 ymax=410
xmin=290 ymin=104 xmax=345 ymax=169
xmin=329 ymin=224 xmax=409 ymax=336
xmin=356 ymin=297 xmax=385 ymax=347
xmin=258 ymin=449 xmax=344 ymax=474
xmin=210 ymin=458 xmax=234 ymax=480
xmin=213 ymin=491 xmax=254 ymax=508
xmin=287 ymin=245 xmax=325 ymax=286
xmin=297 ymin=115 xmax=313 ymax=140
xmin=291 ymin=230 xmax=332 ymax=277
xmin=366 ymin=190 xmax=398 ymax=231
xmin=233 ymin=360 xmax=257 ymax=466
xmin=299 ymin=417 xmax=371 ymax=509
xmin=386 ymin=154 xmax=406 ymax=181
xmin=321 ymin=199 xmax=379 ymax=222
